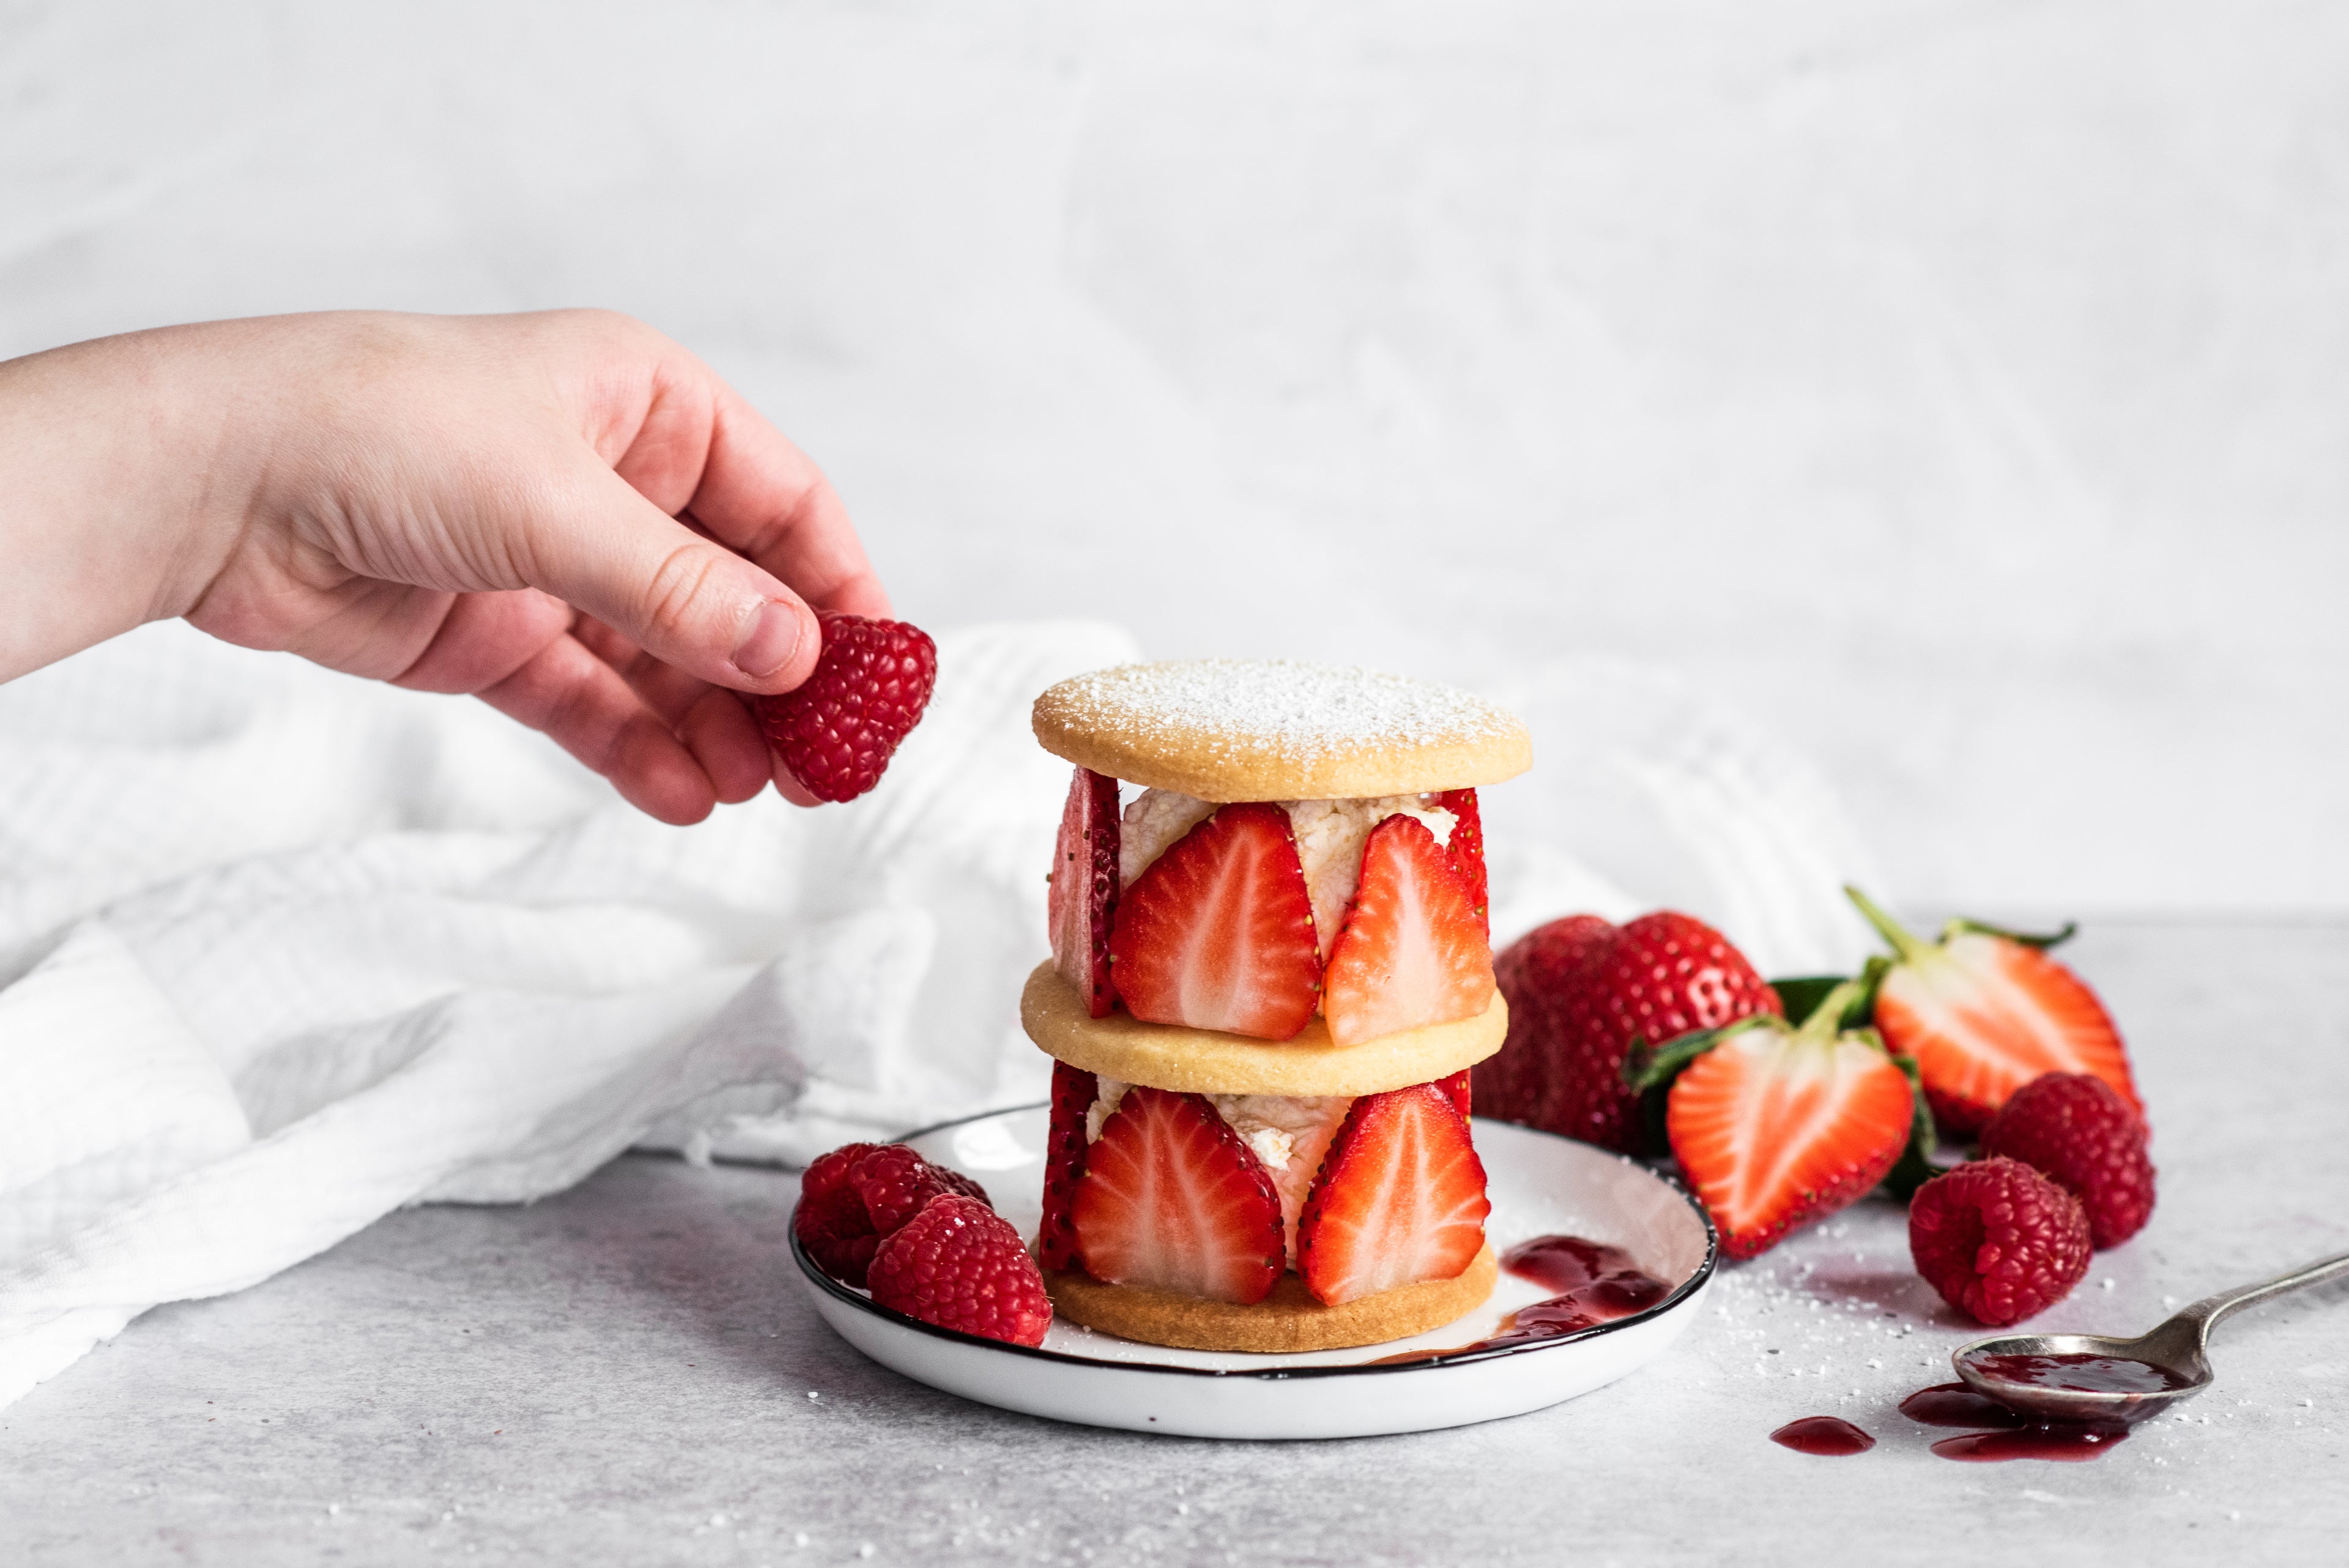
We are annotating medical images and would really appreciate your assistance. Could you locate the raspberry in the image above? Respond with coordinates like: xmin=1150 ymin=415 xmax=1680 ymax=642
xmin=866 ymin=1195 xmax=1053 ymax=1347
xmin=852 ymin=1145 xmax=989 ymax=1235
xmin=792 ymin=1143 xmax=992 ymax=1288
xmin=1909 ymin=1156 xmax=2091 ymax=1326
xmin=793 ymin=1142 xmax=888 ymax=1286
xmin=751 ymin=613 xmax=938 ymax=803
xmin=802 ymin=1142 xmax=885 ymax=1204
xmin=1981 ymin=1072 xmax=2156 ymax=1249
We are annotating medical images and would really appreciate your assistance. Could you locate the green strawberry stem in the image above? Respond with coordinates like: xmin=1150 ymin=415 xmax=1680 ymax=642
xmin=1844 ymin=885 xmax=1934 ymax=964
xmin=1794 ymin=975 xmax=1874 ymax=1045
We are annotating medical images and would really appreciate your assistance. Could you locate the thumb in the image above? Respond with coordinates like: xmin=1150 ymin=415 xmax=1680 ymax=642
xmin=518 ymin=458 xmax=820 ymax=694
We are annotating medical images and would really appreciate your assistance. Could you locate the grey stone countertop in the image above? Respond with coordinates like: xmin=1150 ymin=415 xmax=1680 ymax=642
xmin=6 ymin=920 xmax=2347 ymax=1566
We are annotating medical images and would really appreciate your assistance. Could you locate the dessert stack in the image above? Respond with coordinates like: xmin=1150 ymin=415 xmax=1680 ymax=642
xmin=1023 ymin=660 xmax=1530 ymax=1352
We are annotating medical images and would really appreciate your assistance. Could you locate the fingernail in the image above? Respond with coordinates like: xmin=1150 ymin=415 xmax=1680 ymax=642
xmin=730 ymin=600 xmax=803 ymax=681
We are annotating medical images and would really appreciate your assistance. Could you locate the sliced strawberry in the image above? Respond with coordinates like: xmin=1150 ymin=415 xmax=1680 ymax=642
xmin=1296 ymin=1083 xmax=1491 ymax=1306
xmin=1321 ymin=814 xmax=1494 ymax=1047
xmin=1048 ymin=767 xmax=1122 ymax=1017
xmin=1437 ymin=1069 xmax=1472 ymax=1120
xmin=1107 ymin=802 xmax=1321 ymax=1041
xmin=1849 ymin=888 xmax=2140 ymax=1137
xmin=1071 ymin=1085 xmax=1285 ymax=1304
xmin=1038 ymin=1060 xmax=1097 ymax=1271
xmin=1433 ymin=787 xmax=1488 ymax=940
xmin=1664 ymin=994 xmax=1916 ymax=1260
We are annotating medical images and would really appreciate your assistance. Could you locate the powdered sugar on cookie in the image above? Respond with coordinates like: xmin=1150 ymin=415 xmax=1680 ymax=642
xmin=1049 ymin=661 xmax=1517 ymax=770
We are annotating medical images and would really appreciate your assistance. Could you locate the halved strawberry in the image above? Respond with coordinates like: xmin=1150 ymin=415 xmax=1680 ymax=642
xmin=1107 ymin=802 xmax=1321 ymax=1041
xmin=1437 ymin=1069 xmax=1472 ymax=1120
xmin=1322 ymin=815 xmax=1494 ymax=1047
xmin=1662 ymin=982 xmax=1916 ymax=1260
xmin=1038 ymin=1060 xmax=1098 ymax=1271
xmin=1847 ymin=888 xmax=2140 ymax=1137
xmin=1433 ymin=787 xmax=1488 ymax=939
xmin=1296 ymin=1083 xmax=1491 ymax=1306
xmin=1048 ymin=767 xmax=1121 ymax=1018
xmin=1071 ymin=1085 xmax=1285 ymax=1304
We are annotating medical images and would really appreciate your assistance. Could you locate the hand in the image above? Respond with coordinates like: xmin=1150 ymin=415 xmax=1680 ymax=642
xmin=0 ymin=310 xmax=886 ymax=823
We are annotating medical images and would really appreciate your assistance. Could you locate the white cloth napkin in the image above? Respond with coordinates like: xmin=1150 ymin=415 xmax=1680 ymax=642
xmin=0 ymin=620 xmax=1881 ymax=1410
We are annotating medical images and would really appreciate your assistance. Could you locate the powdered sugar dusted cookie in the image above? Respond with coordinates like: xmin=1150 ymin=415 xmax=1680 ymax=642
xmin=1032 ymin=660 xmax=1530 ymax=802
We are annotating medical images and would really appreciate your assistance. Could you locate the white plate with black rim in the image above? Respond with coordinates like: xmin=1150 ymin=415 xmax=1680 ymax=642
xmin=793 ymin=1107 xmax=1716 ymax=1440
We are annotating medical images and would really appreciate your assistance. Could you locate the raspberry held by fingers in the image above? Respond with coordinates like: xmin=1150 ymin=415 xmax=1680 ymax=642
xmin=751 ymin=612 xmax=938 ymax=803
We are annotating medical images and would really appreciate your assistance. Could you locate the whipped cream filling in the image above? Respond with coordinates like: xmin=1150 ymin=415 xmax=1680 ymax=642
xmin=1118 ymin=790 xmax=1456 ymax=960
xmin=1085 ymin=1079 xmax=1354 ymax=1263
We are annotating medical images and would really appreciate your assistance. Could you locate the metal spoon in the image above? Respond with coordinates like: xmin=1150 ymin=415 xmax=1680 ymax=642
xmin=1953 ymin=1249 xmax=2349 ymax=1424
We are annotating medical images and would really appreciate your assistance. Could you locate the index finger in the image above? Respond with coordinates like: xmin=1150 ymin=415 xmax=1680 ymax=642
xmin=681 ymin=380 xmax=892 ymax=620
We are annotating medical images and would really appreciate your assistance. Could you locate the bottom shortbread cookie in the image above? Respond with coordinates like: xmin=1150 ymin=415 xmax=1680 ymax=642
xmin=1044 ymin=1244 xmax=1497 ymax=1354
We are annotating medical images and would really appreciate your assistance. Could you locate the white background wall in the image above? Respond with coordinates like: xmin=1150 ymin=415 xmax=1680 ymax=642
xmin=5 ymin=1 xmax=2343 ymax=916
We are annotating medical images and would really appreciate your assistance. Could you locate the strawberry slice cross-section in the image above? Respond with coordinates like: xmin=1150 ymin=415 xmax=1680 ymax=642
xmin=1660 ymin=978 xmax=1917 ymax=1260
xmin=1847 ymin=887 xmax=2140 ymax=1137
xmin=1296 ymin=1082 xmax=1491 ymax=1306
xmin=1107 ymin=801 xmax=1321 ymax=1041
xmin=1071 ymin=1085 xmax=1286 ymax=1304
xmin=1321 ymin=813 xmax=1494 ymax=1047
xmin=1048 ymin=767 xmax=1122 ymax=1018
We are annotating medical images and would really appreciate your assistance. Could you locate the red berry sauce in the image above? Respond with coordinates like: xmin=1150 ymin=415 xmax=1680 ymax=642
xmin=1963 ymin=1352 xmax=2191 ymax=1396
xmin=1930 ymin=1425 xmax=2131 ymax=1463
xmin=1900 ymin=1383 xmax=2027 ymax=1429
xmin=1362 ymin=1235 xmax=1671 ymax=1364
xmin=1899 ymin=1381 xmax=2132 ymax=1462
xmin=1770 ymin=1416 xmax=1876 ymax=1456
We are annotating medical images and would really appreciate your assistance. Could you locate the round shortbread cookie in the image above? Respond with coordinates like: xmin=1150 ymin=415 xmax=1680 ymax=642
xmin=1031 ymin=660 xmax=1531 ymax=801
xmin=1044 ymin=1245 xmax=1498 ymax=1354
xmin=1020 ymin=962 xmax=1504 ymax=1096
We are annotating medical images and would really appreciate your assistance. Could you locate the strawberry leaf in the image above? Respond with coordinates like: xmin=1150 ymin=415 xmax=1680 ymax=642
xmin=1771 ymin=957 xmax=1890 ymax=1030
xmin=1622 ymin=1024 xmax=1735 ymax=1096
xmin=1941 ymin=916 xmax=2078 ymax=950
xmin=1767 ymin=975 xmax=1846 ymax=1027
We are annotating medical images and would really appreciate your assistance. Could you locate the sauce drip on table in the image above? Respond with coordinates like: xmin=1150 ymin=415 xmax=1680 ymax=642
xmin=1928 ymin=1424 xmax=2131 ymax=1463
xmin=1899 ymin=1382 xmax=2129 ymax=1463
xmin=1363 ymin=1234 xmax=1672 ymax=1365
xmin=1769 ymin=1416 xmax=1876 ymax=1456
xmin=1899 ymin=1383 xmax=2028 ymax=1429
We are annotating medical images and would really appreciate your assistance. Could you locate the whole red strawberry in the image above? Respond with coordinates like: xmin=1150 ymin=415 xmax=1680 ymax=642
xmin=1477 ymin=912 xmax=1781 ymax=1154
xmin=1474 ymin=914 xmax=1611 ymax=1132
xmin=867 ymin=1195 xmax=1053 ymax=1347
xmin=1909 ymin=1156 xmax=2091 ymax=1326
xmin=1981 ymin=1072 xmax=2156 ymax=1249
xmin=793 ymin=1142 xmax=990 ymax=1288
xmin=751 ymin=613 xmax=938 ymax=803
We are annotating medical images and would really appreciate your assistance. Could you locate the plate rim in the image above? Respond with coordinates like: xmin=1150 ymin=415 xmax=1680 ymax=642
xmin=792 ymin=1102 xmax=1720 ymax=1381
